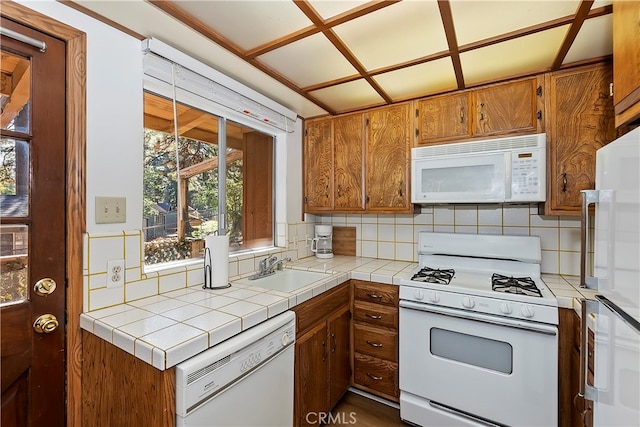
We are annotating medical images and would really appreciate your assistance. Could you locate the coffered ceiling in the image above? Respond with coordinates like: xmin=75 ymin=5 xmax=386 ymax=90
xmin=67 ymin=0 xmax=613 ymax=119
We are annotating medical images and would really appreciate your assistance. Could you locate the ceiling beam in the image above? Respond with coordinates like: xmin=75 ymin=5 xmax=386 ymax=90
xmin=437 ymin=0 xmax=465 ymax=90
xmin=552 ymin=0 xmax=595 ymax=70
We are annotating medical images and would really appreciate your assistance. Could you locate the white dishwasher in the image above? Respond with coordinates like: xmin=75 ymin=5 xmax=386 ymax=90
xmin=176 ymin=311 xmax=296 ymax=426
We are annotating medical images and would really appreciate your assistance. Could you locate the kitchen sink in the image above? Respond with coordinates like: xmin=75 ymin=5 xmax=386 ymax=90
xmin=235 ymin=269 xmax=331 ymax=292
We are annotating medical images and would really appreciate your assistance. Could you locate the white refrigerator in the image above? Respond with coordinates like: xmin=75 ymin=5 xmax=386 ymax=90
xmin=581 ymin=127 xmax=640 ymax=426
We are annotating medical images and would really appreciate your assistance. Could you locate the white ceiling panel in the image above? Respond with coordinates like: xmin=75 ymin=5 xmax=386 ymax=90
xmin=308 ymin=0 xmax=369 ymax=20
xmin=460 ymin=25 xmax=570 ymax=85
xmin=173 ymin=1 xmax=311 ymax=51
xmin=333 ymin=0 xmax=448 ymax=71
xmin=374 ymin=58 xmax=458 ymax=101
xmin=257 ymin=33 xmax=358 ymax=87
xmin=310 ymin=79 xmax=384 ymax=113
xmin=563 ymin=15 xmax=613 ymax=65
xmin=450 ymin=0 xmax=580 ymax=45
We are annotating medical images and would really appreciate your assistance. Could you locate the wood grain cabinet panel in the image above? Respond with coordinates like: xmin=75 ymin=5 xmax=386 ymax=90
xmin=352 ymin=281 xmax=399 ymax=402
xmin=303 ymin=118 xmax=333 ymax=211
xmin=613 ymin=1 xmax=640 ymax=127
xmin=473 ymin=78 xmax=542 ymax=137
xmin=416 ymin=92 xmax=471 ymax=144
xmin=293 ymin=282 xmax=351 ymax=427
xmin=544 ymin=63 xmax=616 ymax=215
xmin=365 ymin=103 xmax=411 ymax=211
xmin=333 ymin=113 xmax=365 ymax=211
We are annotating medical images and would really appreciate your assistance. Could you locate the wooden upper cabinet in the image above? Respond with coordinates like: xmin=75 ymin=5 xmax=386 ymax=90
xmin=415 ymin=77 xmax=543 ymax=146
xmin=473 ymin=78 xmax=542 ymax=137
xmin=365 ymin=103 xmax=412 ymax=211
xmin=304 ymin=118 xmax=333 ymax=211
xmin=544 ymin=63 xmax=616 ymax=215
xmin=613 ymin=1 xmax=640 ymax=127
xmin=416 ymin=92 xmax=471 ymax=144
xmin=333 ymin=113 xmax=365 ymax=211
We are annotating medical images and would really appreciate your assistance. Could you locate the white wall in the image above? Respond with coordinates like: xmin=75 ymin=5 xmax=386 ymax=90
xmin=17 ymin=0 xmax=144 ymax=233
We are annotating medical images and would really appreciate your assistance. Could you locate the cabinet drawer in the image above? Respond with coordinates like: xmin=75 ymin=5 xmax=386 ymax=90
xmin=293 ymin=281 xmax=350 ymax=337
xmin=353 ymin=300 xmax=398 ymax=330
xmin=353 ymin=323 xmax=397 ymax=362
xmin=353 ymin=280 xmax=398 ymax=306
xmin=354 ymin=353 xmax=398 ymax=398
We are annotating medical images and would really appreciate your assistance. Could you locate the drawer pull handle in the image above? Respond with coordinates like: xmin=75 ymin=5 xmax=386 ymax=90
xmin=366 ymin=293 xmax=383 ymax=299
xmin=365 ymin=313 xmax=382 ymax=319
xmin=366 ymin=373 xmax=383 ymax=381
xmin=366 ymin=340 xmax=383 ymax=348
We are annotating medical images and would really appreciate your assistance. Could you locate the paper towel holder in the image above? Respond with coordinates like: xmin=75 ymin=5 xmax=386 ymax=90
xmin=202 ymin=247 xmax=231 ymax=290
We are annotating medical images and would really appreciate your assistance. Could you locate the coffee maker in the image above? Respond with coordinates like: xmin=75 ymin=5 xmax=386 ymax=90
xmin=311 ymin=225 xmax=333 ymax=259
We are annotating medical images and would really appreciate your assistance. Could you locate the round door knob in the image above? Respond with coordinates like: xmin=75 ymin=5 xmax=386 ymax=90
xmin=462 ymin=296 xmax=475 ymax=309
xmin=33 ymin=278 xmax=56 ymax=296
xmin=521 ymin=305 xmax=535 ymax=318
xmin=500 ymin=302 xmax=513 ymax=314
xmin=33 ymin=314 xmax=59 ymax=334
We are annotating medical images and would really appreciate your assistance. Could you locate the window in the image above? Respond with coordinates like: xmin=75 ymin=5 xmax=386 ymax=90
xmin=143 ymin=91 xmax=274 ymax=265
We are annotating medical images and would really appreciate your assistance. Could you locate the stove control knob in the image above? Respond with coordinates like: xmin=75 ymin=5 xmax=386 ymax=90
xmin=429 ymin=291 xmax=440 ymax=303
xmin=521 ymin=305 xmax=535 ymax=318
xmin=462 ymin=296 xmax=475 ymax=309
xmin=500 ymin=302 xmax=513 ymax=314
xmin=414 ymin=289 xmax=424 ymax=301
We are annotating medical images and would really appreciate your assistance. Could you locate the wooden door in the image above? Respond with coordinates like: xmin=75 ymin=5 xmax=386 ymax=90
xmin=304 ymin=118 xmax=333 ymax=212
xmin=473 ymin=79 xmax=540 ymax=137
xmin=365 ymin=104 xmax=411 ymax=211
xmin=243 ymin=131 xmax=273 ymax=248
xmin=613 ymin=1 xmax=640 ymax=126
xmin=328 ymin=305 xmax=351 ymax=409
xmin=546 ymin=63 xmax=616 ymax=214
xmin=1 ymin=18 xmax=66 ymax=426
xmin=416 ymin=92 xmax=471 ymax=144
xmin=333 ymin=113 xmax=364 ymax=211
xmin=295 ymin=322 xmax=329 ymax=427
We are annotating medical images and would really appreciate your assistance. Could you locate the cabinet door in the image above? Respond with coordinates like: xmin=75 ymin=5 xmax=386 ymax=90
xmin=546 ymin=63 xmax=616 ymax=214
xmin=304 ymin=119 xmax=333 ymax=211
xmin=613 ymin=1 xmax=640 ymax=126
xmin=416 ymin=92 xmax=471 ymax=145
xmin=365 ymin=104 xmax=411 ymax=211
xmin=295 ymin=322 xmax=329 ymax=427
xmin=333 ymin=113 xmax=365 ymax=211
xmin=473 ymin=79 xmax=541 ymax=137
xmin=327 ymin=305 xmax=351 ymax=409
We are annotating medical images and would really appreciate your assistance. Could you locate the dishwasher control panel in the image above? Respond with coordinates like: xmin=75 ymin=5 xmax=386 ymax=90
xmin=175 ymin=311 xmax=296 ymax=417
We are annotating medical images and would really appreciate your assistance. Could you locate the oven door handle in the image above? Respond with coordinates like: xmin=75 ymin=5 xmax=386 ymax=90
xmin=399 ymin=300 xmax=557 ymax=336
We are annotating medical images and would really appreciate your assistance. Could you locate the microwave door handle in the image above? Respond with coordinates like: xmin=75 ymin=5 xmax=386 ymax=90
xmin=504 ymin=153 xmax=512 ymax=200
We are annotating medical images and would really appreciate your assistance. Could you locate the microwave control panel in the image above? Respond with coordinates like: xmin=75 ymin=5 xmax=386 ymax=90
xmin=510 ymin=150 xmax=544 ymax=200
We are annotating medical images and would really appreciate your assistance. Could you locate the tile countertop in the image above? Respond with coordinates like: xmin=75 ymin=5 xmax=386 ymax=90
xmin=80 ymin=255 xmax=593 ymax=371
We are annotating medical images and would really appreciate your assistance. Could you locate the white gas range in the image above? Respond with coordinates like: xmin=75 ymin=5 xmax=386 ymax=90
xmin=399 ymin=232 xmax=559 ymax=427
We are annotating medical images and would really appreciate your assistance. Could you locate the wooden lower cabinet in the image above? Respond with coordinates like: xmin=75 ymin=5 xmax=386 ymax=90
xmin=351 ymin=280 xmax=399 ymax=402
xmin=293 ymin=281 xmax=351 ymax=427
xmin=559 ymin=308 xmax=594 ymax=427
xmin=82 ymin=331 xmax=176 ymax=427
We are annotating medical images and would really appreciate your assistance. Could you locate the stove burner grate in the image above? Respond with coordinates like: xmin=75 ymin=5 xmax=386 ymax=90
xmin=411 ymin=267 xmax=455 ymax=285
xmin=491 ymin=273 xmax=542 ymax=297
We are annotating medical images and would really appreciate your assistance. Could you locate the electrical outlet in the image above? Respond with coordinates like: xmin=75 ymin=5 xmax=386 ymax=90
xmin=107 ymin=259 xmax=125 ymax=288
xmin=95 ymin=196 xmax=126 ymax=224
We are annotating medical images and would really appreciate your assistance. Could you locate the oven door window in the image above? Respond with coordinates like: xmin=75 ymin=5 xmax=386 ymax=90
xmin=431 ymin=328 xmax=512 ymax=374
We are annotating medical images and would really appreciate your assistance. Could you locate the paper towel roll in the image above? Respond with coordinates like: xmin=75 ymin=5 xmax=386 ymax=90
xmin=205 ymin=235 xmax=229 ymax=287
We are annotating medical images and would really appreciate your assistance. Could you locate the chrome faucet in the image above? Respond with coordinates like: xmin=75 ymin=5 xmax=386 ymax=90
xmin=250 ymin=255 xmax=291 ymax=280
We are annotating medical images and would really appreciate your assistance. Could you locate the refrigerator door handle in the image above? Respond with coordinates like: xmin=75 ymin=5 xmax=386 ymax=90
xmin=580 ymin=190 xmax=613 ymax=289
xmin=579 ymin=298 xmax=600 ymax=402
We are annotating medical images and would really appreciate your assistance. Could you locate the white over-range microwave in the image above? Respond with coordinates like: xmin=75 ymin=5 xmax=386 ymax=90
xmin=411 ymin=133 xmax=546 ymax=204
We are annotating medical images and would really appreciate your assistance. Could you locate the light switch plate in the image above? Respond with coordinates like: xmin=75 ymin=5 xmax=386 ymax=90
xmin=95 ymin=196 xmax=126 ymax=224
